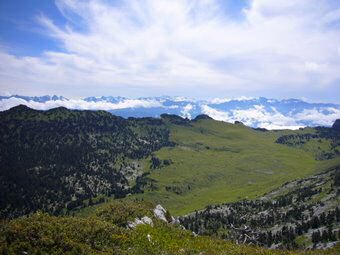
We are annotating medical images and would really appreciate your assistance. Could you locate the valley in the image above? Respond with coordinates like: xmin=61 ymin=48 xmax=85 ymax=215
xmin=124 ymin=116 xmax=340 ymax=215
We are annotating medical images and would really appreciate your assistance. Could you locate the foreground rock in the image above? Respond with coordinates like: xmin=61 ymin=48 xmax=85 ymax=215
xmin=154 ymin=204 xmax=180 ymax=224
xmin=128 ymin=216 xmax=154 ymax=229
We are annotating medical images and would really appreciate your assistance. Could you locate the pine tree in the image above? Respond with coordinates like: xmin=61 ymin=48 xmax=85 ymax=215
xmin=312 ymin=230 xmax=321 ymax=243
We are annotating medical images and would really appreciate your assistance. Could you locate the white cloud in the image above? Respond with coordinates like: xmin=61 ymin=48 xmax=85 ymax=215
xmin=0 ymin=0 xmax=339 ymax=98
xmin=209 ymin=96 xmax=255 ymax=104
xmin=229 ymin=105 xmax=298 ymax=128
xmin=258 ymin=123 xmax=303 ymax=130
xmin=294 ymin=107 xmax=340 ymax=126
xmin=321 ymin=7 xmax=340 ymax=25
xmin=236 ymin=96 xmax=257 ymax=101
xmin=173 ymin=97 xmax=193 ymax=102
xmin=180 ymin=103 xmax=193 ymax=119
xmin=201 ymin=105 xmax=230 ymax=122
xmin=201 ymin=104 xmax=340 ymax=130
xmin=304 ymin=61 xmax=319 ymax=72
xmin=0 ymin=97 xmax=162 ymax=111
xmin=209 ymin=98 xmax=232 ymax=104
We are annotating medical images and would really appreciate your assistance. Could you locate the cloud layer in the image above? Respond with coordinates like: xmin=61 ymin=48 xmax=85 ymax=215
xmin=201 ymin=104 xmax=340 ymax=130
xmin=1 ymin=95 xmax=339 ymax=130
xmin=0 ymin=0 xmax=340 ymax=100
xmin=0 ymin=96 xmax=162 ymax=111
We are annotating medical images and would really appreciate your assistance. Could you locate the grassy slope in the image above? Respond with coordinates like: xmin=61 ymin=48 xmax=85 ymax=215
xmin=1 ymin=201 xmax=339 ymax=255
xmin=126 ymin=120 xmax=339 ymax=216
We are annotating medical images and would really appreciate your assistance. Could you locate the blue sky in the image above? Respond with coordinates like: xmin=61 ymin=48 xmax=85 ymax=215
xmin=0 ymin=0 xmax=339 ymax=102
xmin=0 ymin=1 xmax=62 ymax=55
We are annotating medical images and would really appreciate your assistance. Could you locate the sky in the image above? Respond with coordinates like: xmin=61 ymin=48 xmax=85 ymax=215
xmin=0 ymin=0 xmax=340 ymax=102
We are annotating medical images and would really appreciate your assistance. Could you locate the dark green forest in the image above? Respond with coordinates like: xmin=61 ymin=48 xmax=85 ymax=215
xmin=0 ymin=105 xmax=172 ymax=217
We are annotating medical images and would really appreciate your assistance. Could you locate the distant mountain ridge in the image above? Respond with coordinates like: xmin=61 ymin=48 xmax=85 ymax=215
xmin=0 ymin=95 xmax=339 ymax=129
xmin=0 ymin=95 xmax=67 ymax=102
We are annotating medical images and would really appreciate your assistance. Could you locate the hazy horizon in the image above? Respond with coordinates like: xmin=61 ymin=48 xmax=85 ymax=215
xmin=1 ymin=93 xmax=340 ymax=104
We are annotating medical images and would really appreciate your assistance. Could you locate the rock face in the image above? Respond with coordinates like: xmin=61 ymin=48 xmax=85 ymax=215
xmin=153 ymin=204 xmax=179 ymax=224
xmin=153 ymin=204 xmax=169 ymax=222
xmin=127 ymin=216 xmax=153 ymax=229
xmin=332 ymin=119 xmax=340 ymax=129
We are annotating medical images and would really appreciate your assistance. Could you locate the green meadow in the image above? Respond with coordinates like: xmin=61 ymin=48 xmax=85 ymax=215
xmin=76 ymin=118 xmax=339 ymax=218
xmin=126 ymin=119 xmax=340 ymax=216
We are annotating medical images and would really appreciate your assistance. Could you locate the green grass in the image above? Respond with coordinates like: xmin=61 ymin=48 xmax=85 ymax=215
xmin=295 ymin=235 xmax=313 ymax=249
xmin=123 ymin=120 xmax=339 ymax=216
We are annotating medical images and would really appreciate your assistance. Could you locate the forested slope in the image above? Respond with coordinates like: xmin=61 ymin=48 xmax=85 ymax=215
xmin=180 ymin=167 xmax=340 ymax=249
xmin=0 ymin=105 xmax=172 ymax=217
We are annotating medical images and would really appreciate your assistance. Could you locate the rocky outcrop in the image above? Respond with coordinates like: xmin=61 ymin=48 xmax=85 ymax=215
xmin=127 ymin=216 xmax=154 ymax=229
xmin=153 ymin=204 xmax=180 ymax=224
xmin=193 ymin=114 xmax=212 ymax=121
xmin=332 ymin=119 xmax=340 ymax=129
xmin=154 ymin=204 xmax=171 ymax=222
xmin=127 ymin=204 xmax=179 ymax=229
xmin=160 ymin=114 xmax=190 ymax=125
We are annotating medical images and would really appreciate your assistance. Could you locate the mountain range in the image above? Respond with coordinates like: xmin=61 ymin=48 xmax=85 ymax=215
xmin=0 ymin=95 xmax=339 ymax=129
xmin=0 ymin=105 xmax=339 ymax=252
xmin=1 ymin=105 xmax=339 ymax=218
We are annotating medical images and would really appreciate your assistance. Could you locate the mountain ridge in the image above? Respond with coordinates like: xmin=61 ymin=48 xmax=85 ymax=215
xmin=1 ymin=95 xmax=339 ymax=129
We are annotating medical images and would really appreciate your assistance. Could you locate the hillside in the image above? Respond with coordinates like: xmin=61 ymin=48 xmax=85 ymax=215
xmin=0 ymin=200 xmax=339 ymax=255
xmin=180 ymin=167 xmax=340 ymax=249
xmin=0 ymin=105 xmax=172 ymax=217
xmin=122 ymin=117 xmax=340 ymax=215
